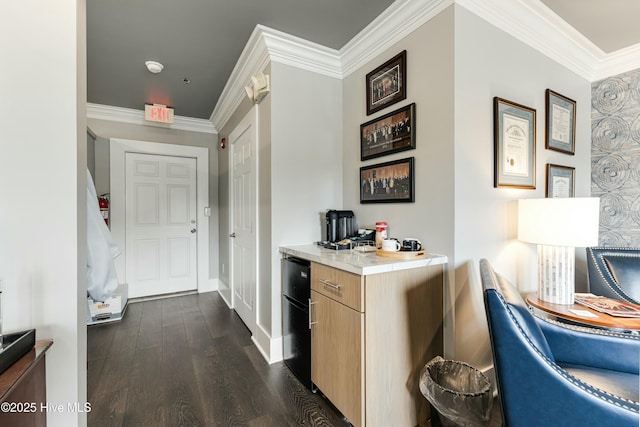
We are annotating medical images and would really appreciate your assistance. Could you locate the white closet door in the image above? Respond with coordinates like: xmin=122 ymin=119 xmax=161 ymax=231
xmin=230 ymin=108 xmax=257 ymax=334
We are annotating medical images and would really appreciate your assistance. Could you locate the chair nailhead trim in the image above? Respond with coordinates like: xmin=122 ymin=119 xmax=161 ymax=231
xmin=495 ymin=291 xmax=639 ymax=412
xmin=588 ymin=247 xmax=640 ymax=304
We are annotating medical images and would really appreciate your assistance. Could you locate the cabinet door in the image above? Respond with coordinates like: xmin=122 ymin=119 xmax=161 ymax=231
xmin=311 ymin=290 xmax=364 ymax=427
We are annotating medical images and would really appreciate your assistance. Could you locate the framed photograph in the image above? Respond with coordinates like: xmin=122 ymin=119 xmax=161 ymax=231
xmin=546 ymin=164 xmax=574 ymax=198
xmin=360 ymin=157 xmax=414 ymax=203
xmin=360 ymin=103 xmax=415 ymax=161
xmin=545 ymin=89 xmax=576 ymax=155
xmin=493 ymin=97 xmax=536 ymax=189
xmin=366 ymin=50 xmax=407 ymax=115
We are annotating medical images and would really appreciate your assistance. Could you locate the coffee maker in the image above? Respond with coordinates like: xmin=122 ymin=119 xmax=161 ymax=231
xmin=325 ymin=210 xmax=356 ymax=243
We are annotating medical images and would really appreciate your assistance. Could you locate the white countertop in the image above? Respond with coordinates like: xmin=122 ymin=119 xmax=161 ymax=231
xmin=279 ymin=244 xmax=447 ymax=275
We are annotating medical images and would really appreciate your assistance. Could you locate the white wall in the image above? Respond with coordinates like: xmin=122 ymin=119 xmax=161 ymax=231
xmin=217 ymin=60 xmax=342 ymax=361
xmin=342 ymin=7 xmax=457 ymax=356
xmin=1 ymin=1 xmax=87 ymax=426
xmin=453 ymin=5 xmax=592 ymax=369
xmin=343 ymin=9 xmax=455 ymax=252
xmin=341 ymin=4 xmax=593 ymax=369
xmin=269 ymin=61 xmax=343 ymax=340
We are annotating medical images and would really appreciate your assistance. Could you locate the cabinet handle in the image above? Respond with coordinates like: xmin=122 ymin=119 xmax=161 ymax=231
xmin=308 ymin=299 xmax=317 ymax=329
xmin=320 ymin=279 xmax=341 ymax=290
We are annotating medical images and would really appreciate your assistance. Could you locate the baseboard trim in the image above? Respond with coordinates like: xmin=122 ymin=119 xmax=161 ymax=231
xmin=217 ymin=279 xmax=233 ymax=308
xmin=252 ymin=323 xmax=283 ymax=364
xmin=199 ymin=278 xmax=219 ymax=293
xmin=127 ymin=290 xmax=197 ymax=304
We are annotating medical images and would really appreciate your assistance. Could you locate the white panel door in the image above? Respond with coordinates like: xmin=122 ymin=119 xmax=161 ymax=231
xmin=230 ymin=111 xmax=257 ymax=334
xmin=125 ymin=153 xmax=197 ymax=298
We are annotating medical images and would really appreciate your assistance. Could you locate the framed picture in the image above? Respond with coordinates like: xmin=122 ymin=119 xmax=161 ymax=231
xmin=546 ymin=164 xmax=574 ymax=198
xmin=545 ymin=89 xmax=576 ymax=155
xmin=360 ymin=103 xmax=415 ymax=161
xmin=493 ymin=97 xmax=536 ymax=189
xmin=366 ymin=50 xmax=407 ymax=115
xmin=360 ymin=157 xmax=414 ymax=203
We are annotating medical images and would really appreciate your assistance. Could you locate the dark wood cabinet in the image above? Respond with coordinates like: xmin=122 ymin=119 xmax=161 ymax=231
xmin=0 ymin=341 xmax=53 ymax=427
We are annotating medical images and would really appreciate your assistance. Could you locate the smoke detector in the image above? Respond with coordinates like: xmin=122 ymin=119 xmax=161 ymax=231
xmin=145 ymin=61 xmax=164 ymax=74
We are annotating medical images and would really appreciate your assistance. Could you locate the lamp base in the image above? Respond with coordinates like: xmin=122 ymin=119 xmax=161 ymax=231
xmin=537 ymin=245 xmax=575 ymax=305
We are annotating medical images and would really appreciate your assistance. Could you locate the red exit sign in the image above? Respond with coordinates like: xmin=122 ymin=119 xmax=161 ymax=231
xmin=144 ymin=104 xmax=174 ymax=124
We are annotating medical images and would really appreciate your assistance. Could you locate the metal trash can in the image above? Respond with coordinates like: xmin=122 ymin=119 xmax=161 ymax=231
xmin=419 ymin=356 xmax=493 ymax=427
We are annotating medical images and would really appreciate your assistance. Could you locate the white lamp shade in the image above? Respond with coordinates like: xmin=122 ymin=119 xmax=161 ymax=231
xmin=518 ymin=197 xmax=600 ymax=247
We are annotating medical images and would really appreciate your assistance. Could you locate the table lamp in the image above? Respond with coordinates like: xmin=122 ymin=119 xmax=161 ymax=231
xmin=518 ymin=198 xmax=600 ymax=304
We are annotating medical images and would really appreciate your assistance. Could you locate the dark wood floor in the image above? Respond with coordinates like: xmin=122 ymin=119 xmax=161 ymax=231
xmin=88 ymin=291 xmax=502 ymax=426
xmin=87 ymin=291 xmax=352 ymax=426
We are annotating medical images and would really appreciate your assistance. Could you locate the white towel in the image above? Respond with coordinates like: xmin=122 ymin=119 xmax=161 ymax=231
xmin=86 ymin=169 xmax=120 ymax=302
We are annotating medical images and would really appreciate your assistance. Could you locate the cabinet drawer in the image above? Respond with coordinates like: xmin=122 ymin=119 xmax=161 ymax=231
xmin=311 ymin=262 xmax=363 ymax=311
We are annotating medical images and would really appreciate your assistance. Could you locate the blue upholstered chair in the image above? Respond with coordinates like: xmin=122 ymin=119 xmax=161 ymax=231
xmin=587 ymin=247 xmax=640 ymax=305
xmin=480 ymin=259 xmax=640 ymax=427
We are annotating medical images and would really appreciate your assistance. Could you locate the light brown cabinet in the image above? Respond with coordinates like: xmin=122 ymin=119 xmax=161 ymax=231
xmin=311 ymin=263 xmax=365 ymax=426
xmin=310 ymin=261 xmax=443 ymax=427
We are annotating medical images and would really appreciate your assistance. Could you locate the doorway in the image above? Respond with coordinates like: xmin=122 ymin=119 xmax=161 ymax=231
xmin=110 ymin=138 xmax=210 ymax=297
xmin=228 ymin=107 xmax=258 ymax=334
xmin=124 ymin=152 xmax=197 ymax=298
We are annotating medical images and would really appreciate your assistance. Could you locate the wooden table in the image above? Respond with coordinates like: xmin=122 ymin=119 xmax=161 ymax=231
xmin=526 ymin=293 xmax=640 ymax=333
xmin=0 ymin=340 xmax=53 ymax=427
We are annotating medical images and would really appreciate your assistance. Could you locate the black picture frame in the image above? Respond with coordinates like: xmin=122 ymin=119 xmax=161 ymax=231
xmin=493 ymin=97 xmax=536 ymax=189
xmin=366 ymin=50 xmax=407 ymax=115
xmin=546 ymin=164 xmax=575 ymax=198
xmin=545 ymin=89 xmax=576 ymax=155
xmin=360 ymin=157 xmax=414 ymax=203
xmin=360 ymin=103 xmax=415 ymax=161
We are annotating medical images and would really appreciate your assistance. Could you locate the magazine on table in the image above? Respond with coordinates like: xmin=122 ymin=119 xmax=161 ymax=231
xmin=574 ymin=293 xmax=640 ymax=318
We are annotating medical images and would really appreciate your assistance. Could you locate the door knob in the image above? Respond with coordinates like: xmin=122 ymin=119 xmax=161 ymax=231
xmin=230 ymin=232 xmax=236 ymax=238
xmin=191 ymin=228 xmax=197 ymax=233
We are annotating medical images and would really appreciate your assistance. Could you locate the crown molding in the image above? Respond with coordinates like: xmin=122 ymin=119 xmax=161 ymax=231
xmin=340 ymin=0 xmax=453 ymax=77
xmin=87 ymin=103 xmax=217 ymax=134
xmin=210 ymin=0 xmax=640 ymax=131
xmin=456 ymin=0 xmax=601 ymax=80
xmin=456 ymin=0 xmax=640 ymax=81
xmin=261 ymin=25 xmax=342 ymax=78
xmin=210 ymin=26 xmax=270 ymax=131
xmin=212 ymin=0 xmax=455 ymax=129
xmin=210 ymin=25 xmax=341 ymax=131
xmin=592 ymin=43 xmax=640 ymax=81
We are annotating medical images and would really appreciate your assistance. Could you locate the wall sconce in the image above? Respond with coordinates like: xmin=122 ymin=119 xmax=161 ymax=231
xmin=518 ymin=198 xmax=600 ymax=305
xmin=244 ymin=72 xmax=270 ymax=104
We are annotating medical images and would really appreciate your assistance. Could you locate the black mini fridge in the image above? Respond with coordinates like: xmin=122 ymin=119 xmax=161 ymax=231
xmin=282 ymin=257 xmax=312 ymax=389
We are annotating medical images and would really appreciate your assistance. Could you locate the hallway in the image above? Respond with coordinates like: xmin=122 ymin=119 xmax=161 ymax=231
xmin=87 ymin=292 xmax=349 ymax=426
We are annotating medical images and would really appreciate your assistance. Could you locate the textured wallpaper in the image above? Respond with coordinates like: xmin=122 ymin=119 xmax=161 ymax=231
xmin=591 ymin=68 xmax=640 ymax=246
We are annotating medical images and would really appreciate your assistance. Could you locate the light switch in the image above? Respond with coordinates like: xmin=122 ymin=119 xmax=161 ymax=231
xmin=204 ymin=207 xmax=211 ymax=217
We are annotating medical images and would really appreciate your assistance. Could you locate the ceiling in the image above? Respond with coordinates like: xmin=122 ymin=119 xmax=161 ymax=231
xmin=541 ymin=0 xmax=640 ymax=54
xmin=86 ymin=0 xmax=396 ymax=120
xmin=86 ymin=0 xmax=640 ymax=121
